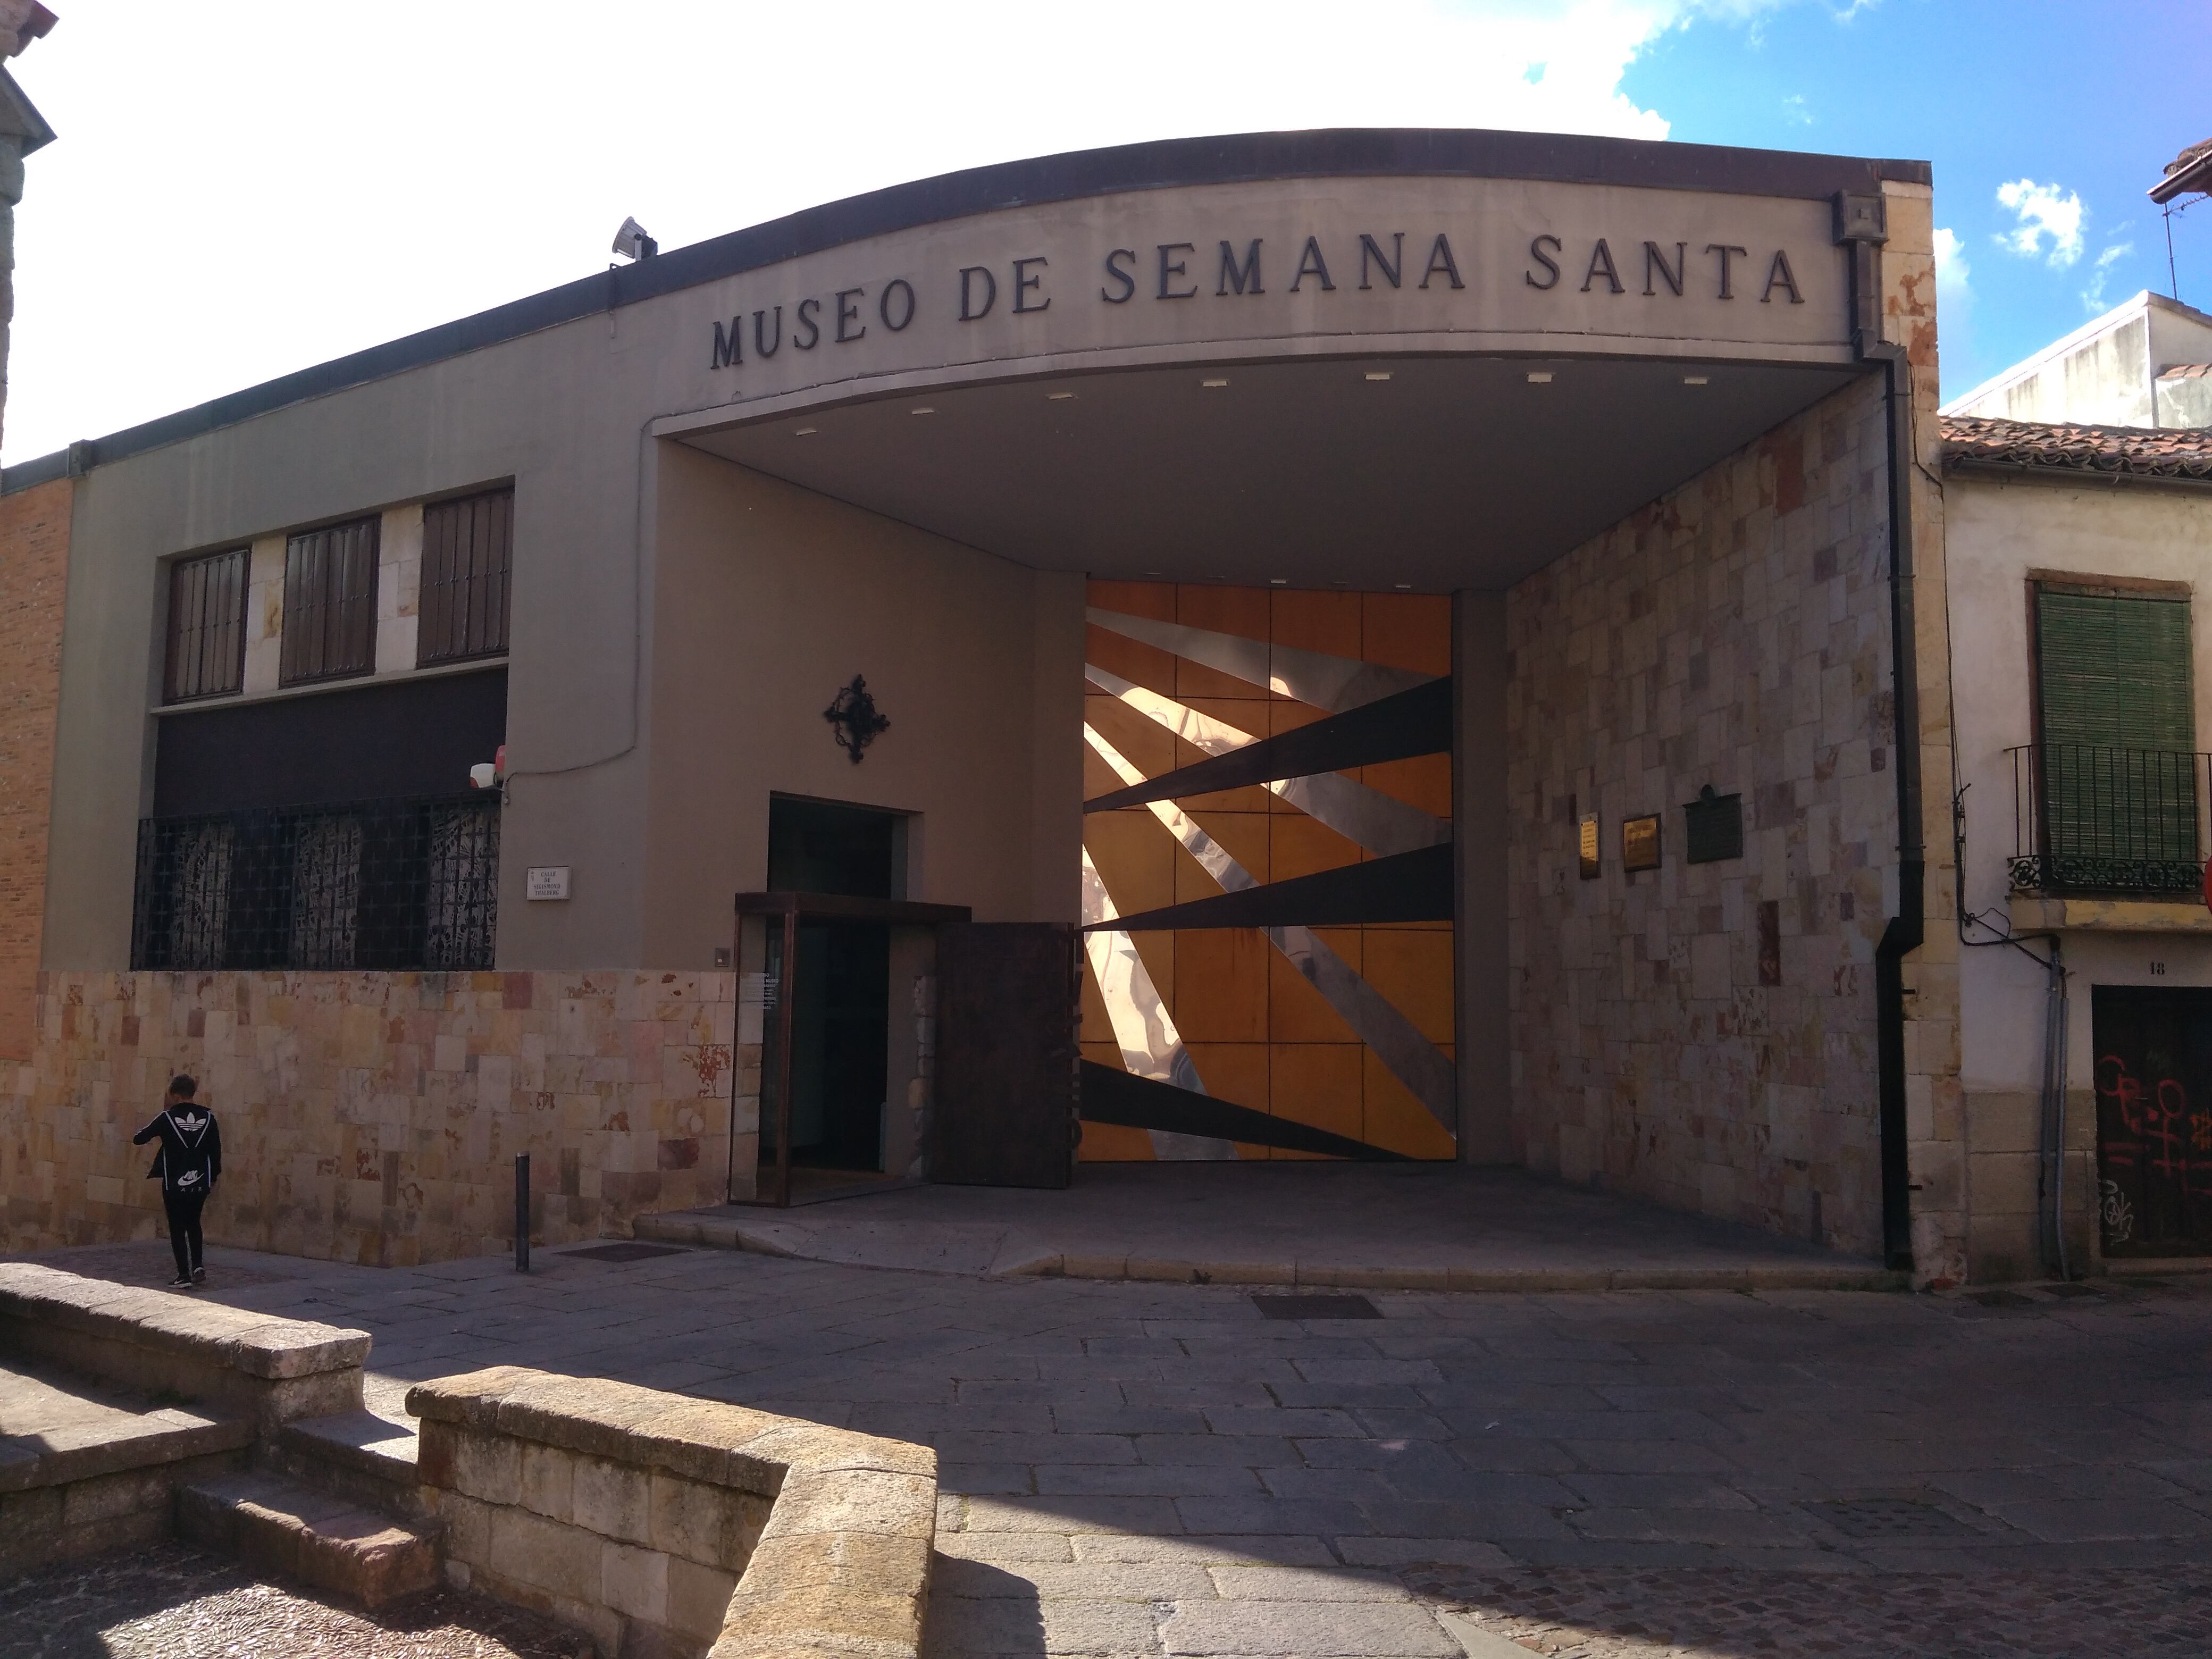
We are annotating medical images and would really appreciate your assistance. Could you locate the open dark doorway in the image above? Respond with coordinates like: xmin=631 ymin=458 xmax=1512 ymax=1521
xmin=782 ymin=918 xmax=890 ymax=1171
xmin=758 ymin=797 xmax=906 ymax=1187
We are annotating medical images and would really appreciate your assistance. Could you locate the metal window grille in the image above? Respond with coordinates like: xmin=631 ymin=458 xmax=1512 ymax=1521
xmin=281 ymin=518 xmax=380 ymax=685
xmin=131 ymin=793 xmax=499 ymax=971
xmin=163 ymin=548 xmax=248 ymax=702
xmin=418 ymin=489 xmax=513 ymax=665
xmin=2006 ymin=744 xmax=2212 ymax=895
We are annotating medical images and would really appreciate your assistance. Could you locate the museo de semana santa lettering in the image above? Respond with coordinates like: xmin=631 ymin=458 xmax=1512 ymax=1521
xmin=707 ymin=231 xmax=1808 ymax=370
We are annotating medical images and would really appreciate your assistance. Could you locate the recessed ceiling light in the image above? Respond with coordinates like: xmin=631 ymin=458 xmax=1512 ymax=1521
xmin=1682 ymin=375 xmax=1710 ymax=386
xmin=1201 ymin=378 xmax=1229 ymax=388
xmin=1048 ymin=391 xmax=1075 ymax=400
xmin=1365 ymin=371 xmax=1392 ymax=382
xmin=1394 ymin=583 xmax=1414 ymax=590
xmin=1144 ymin=570 xmax=1163 ymax=576
xmin=1269 ymin=579 xmax=1288 ymax=585
xmin=1526 ymin=371 xmax=1554 ymax=384
xmin=910 ymin=406 xmax=935 ymax=415
xmin=794 ymin=427 xmax=817 ymax=435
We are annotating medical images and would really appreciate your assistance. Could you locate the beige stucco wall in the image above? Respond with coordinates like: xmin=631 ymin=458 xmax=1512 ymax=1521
xmin=640 ymin=443 xmax=1083 ymax=967
xmin=1946 ymin=472 xmax=2212 ymax=1280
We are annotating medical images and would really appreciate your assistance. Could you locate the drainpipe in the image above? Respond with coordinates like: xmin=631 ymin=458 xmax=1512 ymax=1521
xmin=1836 ymin=194 xmax=1923 ymax=1273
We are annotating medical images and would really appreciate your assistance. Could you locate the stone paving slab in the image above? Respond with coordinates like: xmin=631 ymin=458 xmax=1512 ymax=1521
xmin=13 ymin=1239 xmax=2211 ymax=1658
xmin=634 ymin=1164 xmax=1902 ymax=1293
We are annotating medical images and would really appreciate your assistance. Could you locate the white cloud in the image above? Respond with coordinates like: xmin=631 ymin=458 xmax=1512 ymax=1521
xmin=1 ymin=0 xmax=1803 ymax=463
xmin=1994 ymin=178 xmax=2087 ymax=267
xmin=2081 ymin=242 xmax=2135 ymax=315
xmin=1933 ymin=227 xmax=1971 ymax=311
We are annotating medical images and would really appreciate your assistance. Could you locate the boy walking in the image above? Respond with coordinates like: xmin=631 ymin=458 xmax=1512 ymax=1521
xmin=133 ymin=1075 xmax=222 ymax=1288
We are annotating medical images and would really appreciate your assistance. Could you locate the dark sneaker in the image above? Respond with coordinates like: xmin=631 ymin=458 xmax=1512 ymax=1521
xmin=169 ymin=1276 xmax=195 ymax=1289
xmin=191 ymin=1268 xmax=206 ymax=1284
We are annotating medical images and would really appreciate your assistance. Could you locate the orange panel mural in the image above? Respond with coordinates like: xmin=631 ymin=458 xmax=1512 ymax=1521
xmin=1078 ymin=583 xmax=1455 ymax=1162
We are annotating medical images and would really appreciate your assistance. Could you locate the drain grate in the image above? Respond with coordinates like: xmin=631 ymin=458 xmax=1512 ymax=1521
xmin=562 ymin=1242 xmax=688 ymax=1263
xmin=1807 ymin=1498 xmax=1979 ymax=1539
xmin=1968 ymin=1289 xmax=2037 ymax=1309
xmin=1252 ymin=1294 xmax=1381 ymax=1321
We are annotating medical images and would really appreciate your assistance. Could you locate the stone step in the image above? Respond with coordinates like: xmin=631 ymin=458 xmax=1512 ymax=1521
xmin=177 ymin=1469 xmax=440 ymax=1608
xmin=270 ymin=1408 xmax=427 ymax=1518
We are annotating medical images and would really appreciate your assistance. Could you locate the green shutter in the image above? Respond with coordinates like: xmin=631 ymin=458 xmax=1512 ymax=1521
xmin=2035 ymin=590 xmax=2197 ymax=873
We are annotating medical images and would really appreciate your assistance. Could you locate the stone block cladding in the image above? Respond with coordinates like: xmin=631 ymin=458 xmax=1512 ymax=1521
xmin=0 ymin=970 xmax=738 ymax=1264
xmin=408 ymin=1365 xmax=936 ymax=1659
xmin=0 ymin=475 xmax=69 ymax=1062
xmin=1506 ymin=375 xmax=1897 ymax=1256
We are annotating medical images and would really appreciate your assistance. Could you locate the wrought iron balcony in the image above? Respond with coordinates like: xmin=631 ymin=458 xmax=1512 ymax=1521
xmin=2005 ymin=744 xmax=2211 ymax=897
xmin=131 ymin=793 xmax=500 ymax=973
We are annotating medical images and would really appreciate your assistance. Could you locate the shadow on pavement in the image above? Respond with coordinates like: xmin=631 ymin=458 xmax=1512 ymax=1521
xmin=0 ymin=1541 xmax=590 ymax=1659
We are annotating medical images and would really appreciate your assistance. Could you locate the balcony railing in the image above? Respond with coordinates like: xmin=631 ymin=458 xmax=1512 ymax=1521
xmin=2005 ymin=744 xmax=2211 ymax=897
xmin=131 ymin=793 xmax=500 ymax=973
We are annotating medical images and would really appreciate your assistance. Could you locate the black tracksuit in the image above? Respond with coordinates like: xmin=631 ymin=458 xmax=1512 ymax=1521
xmin=133 ymin=1104 xmax=222 ymax=1279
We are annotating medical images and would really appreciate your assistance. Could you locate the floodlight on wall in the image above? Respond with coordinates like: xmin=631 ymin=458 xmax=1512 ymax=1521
xmin=611 ymin=217 xmax=659 ymax=261
xmin=470 ymin=743 xmax=509 ymax=796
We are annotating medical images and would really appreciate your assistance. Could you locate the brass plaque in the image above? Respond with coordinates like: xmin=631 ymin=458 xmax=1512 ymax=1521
xmin=1578 ymin=815 xmax=1601 ymax=880
xmin=1622 ymin=813 xmax=1662 ymax=873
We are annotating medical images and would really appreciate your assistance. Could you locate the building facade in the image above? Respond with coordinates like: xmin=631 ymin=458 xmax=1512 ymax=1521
xmin=1941 ymin=418 xmax=2212 ymax=1280
xmin=1942 ymin=289 xmax=2212 ymax=431
xmin=0 ymin=128 xmax=2008 ymax=1276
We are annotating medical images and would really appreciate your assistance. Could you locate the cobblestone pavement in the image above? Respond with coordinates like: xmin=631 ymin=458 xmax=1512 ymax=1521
xmin=19 ymin=1241 xmax=2212 ymax=1657
xmin=0 ymin=1541 xmax=588 ymax=1658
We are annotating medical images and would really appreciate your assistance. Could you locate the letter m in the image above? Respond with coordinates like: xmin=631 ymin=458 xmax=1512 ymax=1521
xmin=1217 ymin=239 xmax=1263 ymax=297
xmin=711 ymin=317 xmax=742 ymax=370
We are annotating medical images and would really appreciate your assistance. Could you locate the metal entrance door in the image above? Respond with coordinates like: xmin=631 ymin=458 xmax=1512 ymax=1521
xmin=932 ymin=921 xmax=1080 ymax=1187
xmin=2092 ymin=985 xmax=2212 ymax=1256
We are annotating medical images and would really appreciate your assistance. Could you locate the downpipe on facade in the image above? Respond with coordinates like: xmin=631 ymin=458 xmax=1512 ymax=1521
xmin=1838 ymin=196 xmax=1922 ymax=1275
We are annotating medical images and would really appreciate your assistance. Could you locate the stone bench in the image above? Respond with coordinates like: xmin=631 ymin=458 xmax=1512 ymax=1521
xmin=408 ymin=1366 xmax=937 ymax=1659
xmin=0 ymin=1263 xmax=369 ymax=1435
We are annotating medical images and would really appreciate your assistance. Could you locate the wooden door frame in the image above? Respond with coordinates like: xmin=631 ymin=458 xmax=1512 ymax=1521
xmin=732 ymin=891 xmax=971 ymax=1209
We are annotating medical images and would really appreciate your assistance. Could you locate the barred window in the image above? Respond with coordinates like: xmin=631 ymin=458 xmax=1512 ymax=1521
xmin=418 ymin=489 xmax=513 ymax=665
xmin=163 ymin=548 xmax=248 ymax=702
xmin=132 ymin=795 xmax=500 ymax=972
xmin=281 ymin=517 xmax=380 ymax=685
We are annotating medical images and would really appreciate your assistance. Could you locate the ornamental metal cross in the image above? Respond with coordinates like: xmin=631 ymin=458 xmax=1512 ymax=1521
xmin=823 ymin=675 xmax=890 ymax=764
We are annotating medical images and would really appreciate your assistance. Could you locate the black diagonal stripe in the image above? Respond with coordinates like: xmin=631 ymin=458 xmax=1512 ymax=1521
xmin=1088 ymin=843 xmax=1452 ymax=932
xmin=1079 ymin=1062 xmax=1408 ymax=1161
xmin=1085 ymin=677 xmax=1451 ymax=812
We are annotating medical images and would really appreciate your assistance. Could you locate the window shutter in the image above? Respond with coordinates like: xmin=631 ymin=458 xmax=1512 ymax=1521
xmin=2035 ymin=590 xmax=2196 ymax=869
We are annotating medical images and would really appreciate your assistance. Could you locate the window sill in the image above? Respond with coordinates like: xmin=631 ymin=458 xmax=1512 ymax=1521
xmin=152 ymin=655 xmax=507 ymax=717
xmin=2008 ymin=893 xmax=2212 ymax=934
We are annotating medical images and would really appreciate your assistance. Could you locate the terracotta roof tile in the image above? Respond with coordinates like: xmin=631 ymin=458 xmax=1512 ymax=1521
xmin=1938 ymin=414 xmax=2212 ymax=481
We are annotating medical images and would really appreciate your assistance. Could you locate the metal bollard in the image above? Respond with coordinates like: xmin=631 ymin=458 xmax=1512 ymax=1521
xmin=515 ymin=1152 xmax=530 ymax=1273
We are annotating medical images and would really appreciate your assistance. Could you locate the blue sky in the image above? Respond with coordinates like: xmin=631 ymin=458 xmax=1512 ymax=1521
xmin=3 ymin=0 xmax=2203 ymax=463
xmin=1624 ymin=0 xmax=2208 ymax=400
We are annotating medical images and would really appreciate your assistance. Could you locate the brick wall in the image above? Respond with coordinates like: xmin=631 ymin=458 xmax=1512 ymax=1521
xmin=0 ymin=475 xmax=70 ymax=1061
xmin=1 ymin=969 xmax=738 ymax=1264
xmin=1506 ymin=376 xmax=1898 ymax=1256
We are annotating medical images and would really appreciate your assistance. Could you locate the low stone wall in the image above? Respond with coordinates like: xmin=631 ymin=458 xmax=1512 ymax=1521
xmin=0 ymin=1262 xmax=368 ymax=1576
xmin=1 ymin=969 xmax=739 ymax=1264
xmin=0 ymin=1261 xmax=368 ymax=1434
xmin=408 ymin=1366 xmax=935 ymax=1659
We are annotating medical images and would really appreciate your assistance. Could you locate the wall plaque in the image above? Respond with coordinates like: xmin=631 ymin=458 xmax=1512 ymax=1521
xmin=1578 ymin=815 xmax=1601 ymax=880
xmin=1683 ymin=785 xmax=1744 ymax=864
xmin=525 ymin=866 xmax=571 ymax=901
xmin=1622 ymin=814 xmax=1662 ymax=873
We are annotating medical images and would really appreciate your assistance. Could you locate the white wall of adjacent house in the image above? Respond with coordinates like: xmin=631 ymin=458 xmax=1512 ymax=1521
xmin=1942 ymin=291 xmax=2212 ymax=429
xmin=1946 ymin=470 xmax=2212 ymax=1276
